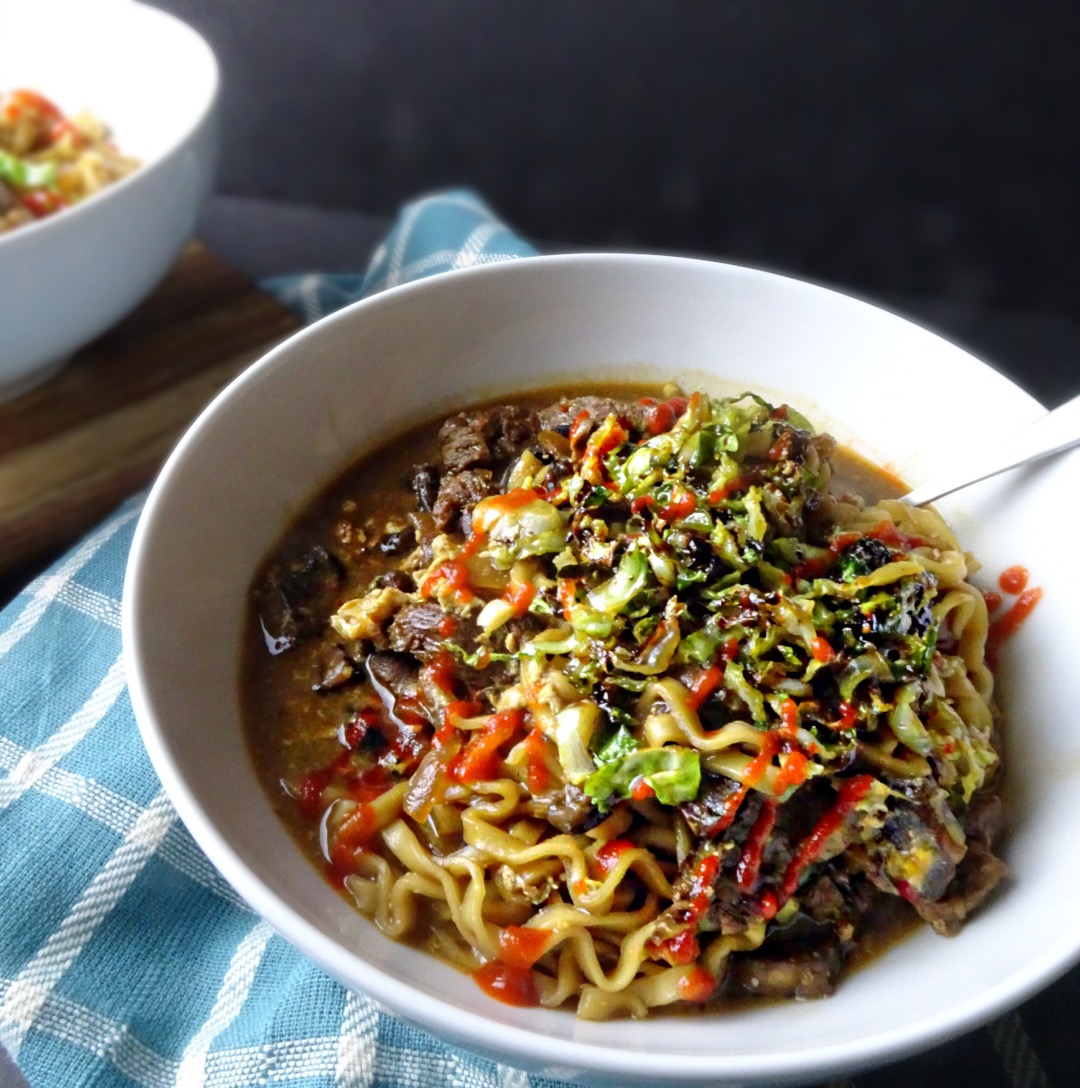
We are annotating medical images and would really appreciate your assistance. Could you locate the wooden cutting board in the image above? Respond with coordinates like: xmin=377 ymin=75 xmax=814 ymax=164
xmin=0 ymin=241 xmax=301 ymax=579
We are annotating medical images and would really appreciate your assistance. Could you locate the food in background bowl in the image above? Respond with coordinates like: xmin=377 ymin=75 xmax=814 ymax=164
xmin=244 ymin=385 xmax=1009 ymax=1019
xmin=0 ymin=1 xmax=218 ymax=399
xmin=0 ymin=88 xmax=138 ymax=233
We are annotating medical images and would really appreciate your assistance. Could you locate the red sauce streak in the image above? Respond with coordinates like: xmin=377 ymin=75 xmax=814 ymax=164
xmin=982 ymin=590 xmax=1003 ymax=613
xmin=294 ymin=768 xmax=332 ymax=821
xmin=708 ymin=478 xmax=748 ymax=504
xmin=773 ymin=750 xmax=810 ymax=792
xmin=706 ymin=786 xmax=747 ymax=836
xmin=685 ymin=853 xmax=720 ymax=922
xmin=651 ymin=927 xmax=699 ymax=966
xmin=988 ymin=587 xmax=1043 ymax=651
xmin=524 ymin=726 xmax=550 ymax=793
xmin=329 ymin=802 xmax=376 ymax=874
xmin=695 ymin=730 xmax=778 ymax=835
xmin=735 ymin=801 xmax=777 ymax=892
xmin=484 ymin=487 xmax=541 ymax=516
xmin=503 ymin=579 xmax=537 ymax=616
xmin=999 ymin=565 xmax=1029 ymax=595
xmin=744 ymin=730 xmax=780 ymax=788
xmin=436 ymin=614 xmax=458 ymax=638
xmin=644 ymin=400 xmax=676 ymax=435
xmin=568 ymin=410 xmax=592 ymax=449
xmin=419 ymin=559 xmax=474 ymax=603
xmin=781 ymin=775 xmax=874 ymax=900
xmin=460 ymin=528 xmax=487 ymax=558
xmin=811 ymin=635 xmax=835 ymax=664
xmin=346 ymin=765 xmax=392 ymax=804
xmin=868 ymin=519 xmax=924 ymax=550
xmin=756 ymin=889 xmax=779 ymax=920
xmin=452 ymin=708 xmax=525 ymax=783
xmin=474 ymin=960 xmax=540 ymax=1007
xmin=630 ymin=776 xmax=656 ymax=802
xmin=790 ymin=531 xmax=863 ymax=582
xmin=498 ymin=925 xmax=552 ymax=969
xmin=677 ymin=967 xmax=715 ymax=1003
xmin=427 ymin=651 xmax=459 ymax=698
xmin=594 ymin=838 xmax=635 ymax=875
xmin=590 ymin=421 xmax=628 ymax=461
xmin=834 ymin=700 xmax=858 ymax=731
xmin=687 ymin=662 xmax=725 ymax=710
xmin=657 ymin=486 xmax=697 ymax=523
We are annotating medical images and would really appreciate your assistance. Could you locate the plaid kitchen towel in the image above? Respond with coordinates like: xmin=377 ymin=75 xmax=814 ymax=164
xmin=0 ymin=189 xmax=1075 ymax=1088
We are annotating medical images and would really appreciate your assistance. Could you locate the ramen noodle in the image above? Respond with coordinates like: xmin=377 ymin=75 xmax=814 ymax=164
xmin=244 ymin=387 xmax=1007 ymax=1018
xmin=0 ymin=89 xmax=137 ymax=234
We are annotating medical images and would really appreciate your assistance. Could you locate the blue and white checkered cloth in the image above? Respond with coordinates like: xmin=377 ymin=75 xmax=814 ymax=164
xmin=0 ymin=190 xmax=1075 ymax=1088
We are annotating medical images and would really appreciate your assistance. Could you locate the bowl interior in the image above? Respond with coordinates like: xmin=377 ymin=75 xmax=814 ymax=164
xmin=0 ymin=1 xmax=217 ymax=167
xmin=124 ymin=255 xmax=1080 ymax=1083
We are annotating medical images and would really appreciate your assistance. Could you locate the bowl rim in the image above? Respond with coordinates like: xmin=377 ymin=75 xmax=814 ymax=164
xmin=0 ymin=0 xmax=219 ymax=253
xmin=123 ymin=251 xmax=1075 ymax=1083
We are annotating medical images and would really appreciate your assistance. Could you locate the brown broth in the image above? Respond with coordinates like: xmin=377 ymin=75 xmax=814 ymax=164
xmin=241 ymin=384 xmax=924 ymax=1010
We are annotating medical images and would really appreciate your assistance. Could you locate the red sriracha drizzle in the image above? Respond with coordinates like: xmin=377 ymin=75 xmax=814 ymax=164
xmin=498 ymin=925 xmax=552 ymax=969
xmin=523 ymin=726 xmax=550 ymax=793
xmin=735 ymin=801 xmax=778 ymax=892
xmin=677 ymin=966 xmax=715 ymax=1003
xmin=998 ymin=565 xmax=1029 ymax=594
xmin=452 ymin=708 xmax=525 ymax=783
xmin=474 ymin=960 xmax=540 ymax=1007
xmin=790 ymin=531 xmax=862 ymax=582
xmin=781 ymin=774 xmax=874 ymax=900
xmin=987 ymin=587 xmax=1042 ymax=655
xmin=594 ymin=839 xmax=635 ymax=875
xmin=419 ymin=559 xmax=474 ymax=603
xmin=705 ymin=731 xmax=780 ymax=836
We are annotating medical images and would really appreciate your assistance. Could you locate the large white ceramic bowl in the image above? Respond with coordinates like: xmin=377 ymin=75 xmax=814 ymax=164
xmin=0 ymin=0 xmax=219 ymax=399
xmin=123 ymin=255 xmax=1080 ymax=1086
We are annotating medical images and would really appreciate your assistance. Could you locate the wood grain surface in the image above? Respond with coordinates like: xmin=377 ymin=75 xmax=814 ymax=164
xmin=0 ymin=241 xmax=301 ymax=577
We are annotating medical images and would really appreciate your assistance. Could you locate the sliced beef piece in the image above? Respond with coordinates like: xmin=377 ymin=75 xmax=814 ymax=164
xmin=679 ymin=775 xmax=746 ymax=839
xmin=876 ymin=806 xmax=962 ymax=903
xmin=729 ymin=940 xmax=845 ymax=1000
xmin=534 ymin=783 xmax=597 ymax=833
xmin=961 ymin=792 xmax=1005 ymax=848
xmin=487 ymin=404 xmax=539 ymax=460
xmin=910 ymin=842 xmax=1009 ymax=937
xmin=411 ymin=464 xmax=441 ymax=512
xmin=439 ymin=412 xmax=492 ymax=472
xmin=437 ymin=405 xmax=540 ymax=473
xmin=432 ymin=467 xmax=493 ymax=530
xmin=799 ymin=872 xmax=848 ymax=924
xmin=255 ymin=545 xmax=344 ymax=653
xmin=365 ymin=651 xmax=419 ymax=703
xmin=700 ymin=875 xmax=757 ymax=935
xmin=537 ymin=395 xmax=643 ymax=436
xmin=388 ymin=602 xmax=448 ymax=656
xmin=312 ymin=645 xmax=355 ymax=692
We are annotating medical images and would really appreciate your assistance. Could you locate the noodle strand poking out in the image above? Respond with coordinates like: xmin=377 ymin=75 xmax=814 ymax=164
xmin=246 ymin=386 xmax=1010 ymax=1018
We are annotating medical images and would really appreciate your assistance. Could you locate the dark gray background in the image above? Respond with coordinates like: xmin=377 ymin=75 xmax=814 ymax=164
xmin=152 ymin=0 xmax=1080 ymax=317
